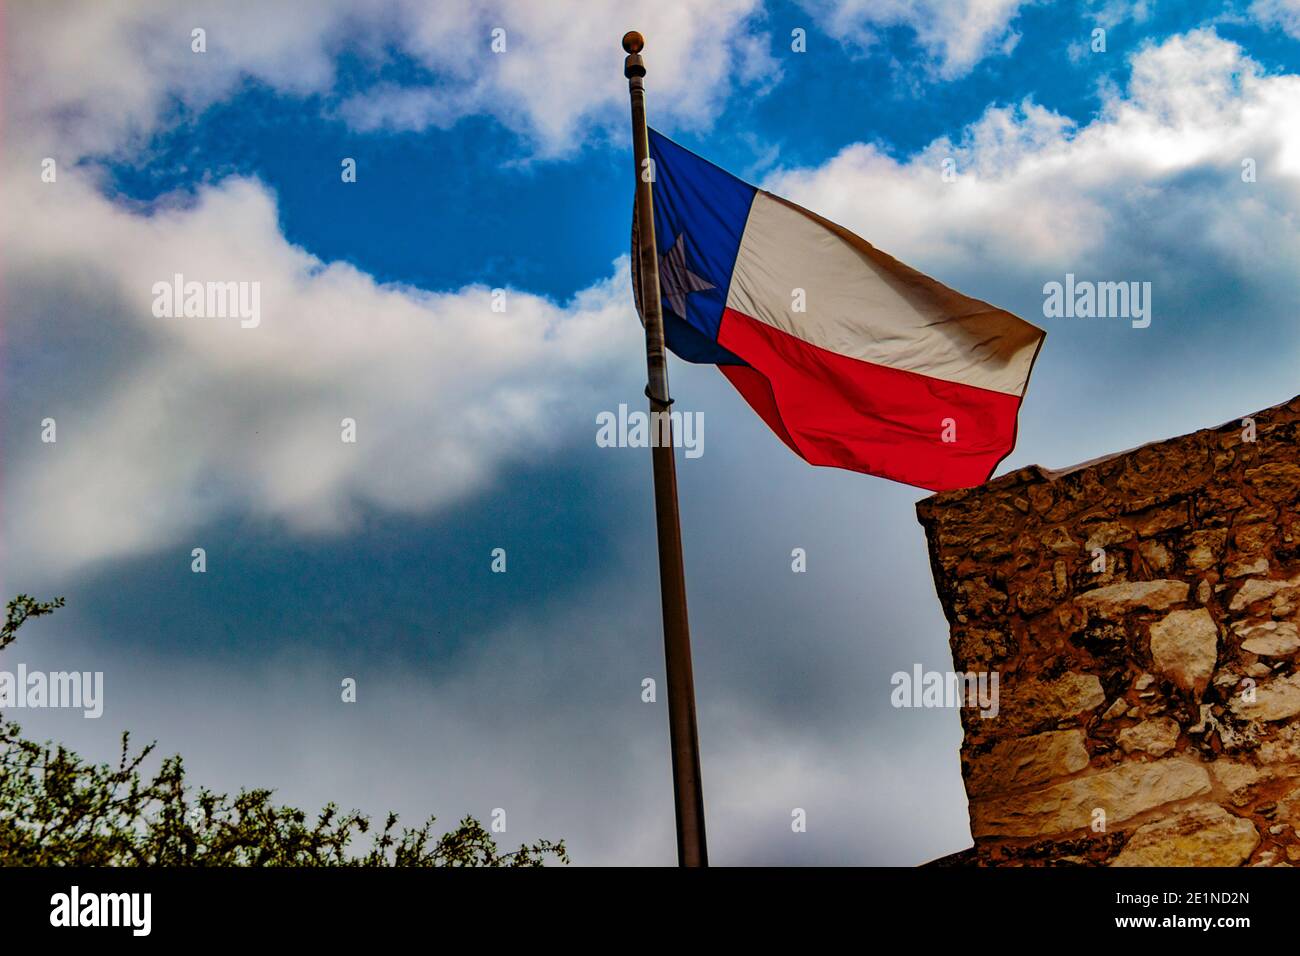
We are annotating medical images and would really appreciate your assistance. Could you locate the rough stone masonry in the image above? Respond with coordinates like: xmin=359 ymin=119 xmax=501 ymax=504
xmin=916 ymin=395 xmax=1300 ymax=866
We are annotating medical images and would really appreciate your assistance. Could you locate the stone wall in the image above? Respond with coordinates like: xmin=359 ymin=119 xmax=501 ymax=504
xmin=916 ymin=395 xmax=1300 ymax=866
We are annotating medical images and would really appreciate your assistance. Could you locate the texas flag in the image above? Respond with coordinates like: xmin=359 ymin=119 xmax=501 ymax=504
xmin=633 ymin=129 xmax=1045 ymax=492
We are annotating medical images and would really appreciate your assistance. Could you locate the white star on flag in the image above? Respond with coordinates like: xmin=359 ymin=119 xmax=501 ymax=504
xmin=659 ymin=233 xmax=714 ymax=317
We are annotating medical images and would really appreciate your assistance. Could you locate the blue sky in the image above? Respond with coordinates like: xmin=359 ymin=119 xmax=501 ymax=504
xmin=93 ymin=0 xmax=1300 ymax=304
xmin=5 ymin=0 xmax=1300 ymax=866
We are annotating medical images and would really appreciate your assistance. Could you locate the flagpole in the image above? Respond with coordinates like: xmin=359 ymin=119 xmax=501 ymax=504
xmin=622 ymin=29 xmax=708 ymax=868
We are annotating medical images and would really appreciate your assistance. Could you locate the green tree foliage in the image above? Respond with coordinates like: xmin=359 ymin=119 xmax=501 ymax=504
xmin=0 ymin=595 xmax=567 ymax=867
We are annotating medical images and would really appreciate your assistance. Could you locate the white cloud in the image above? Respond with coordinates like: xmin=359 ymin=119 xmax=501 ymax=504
xmin=7 ymin=0 xmax=775 ymax=161
xmin=340 ymin=0 xmax=780 ymax=153
xmin=1084 ymin=0 xmax=1153 ymax=29
xmin=1250 ymin=0 xmax=1300 ymax=39
xmin=2 ymin=169 xmax=639 ymax=578
xmin=800 ymin=0 xmax=1031 ymax=78
xmin=763 ymin=29 xmax=1300 ymax=282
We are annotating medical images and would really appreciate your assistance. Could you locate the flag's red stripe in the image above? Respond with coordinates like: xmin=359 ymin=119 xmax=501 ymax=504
xmin=717 ymin=308 xmax=1024 ymax=491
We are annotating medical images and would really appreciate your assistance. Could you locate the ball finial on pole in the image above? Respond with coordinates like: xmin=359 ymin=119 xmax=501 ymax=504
xmin=623 ymin=31 xmax=647 ymax=79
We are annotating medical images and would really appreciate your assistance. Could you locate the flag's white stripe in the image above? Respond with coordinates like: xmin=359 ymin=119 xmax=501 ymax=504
xmin=724 ymin=191 xmax=1043 ymax=397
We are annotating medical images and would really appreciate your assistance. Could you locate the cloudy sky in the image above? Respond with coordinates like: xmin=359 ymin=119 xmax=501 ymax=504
xmin=3 ymin=0 xmax=1300 ymax=865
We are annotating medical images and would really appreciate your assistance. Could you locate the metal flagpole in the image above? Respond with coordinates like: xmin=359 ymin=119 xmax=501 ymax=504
xmin=622 ymin=29 xmax=708 ymax=868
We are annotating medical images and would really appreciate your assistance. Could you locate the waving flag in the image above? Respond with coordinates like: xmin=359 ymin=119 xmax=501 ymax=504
xmin=633 ymin=129 xmax=1045 ymax=492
